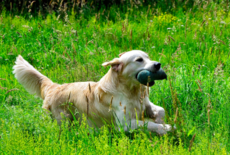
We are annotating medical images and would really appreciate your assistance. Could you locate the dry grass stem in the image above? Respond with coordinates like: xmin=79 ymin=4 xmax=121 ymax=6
xmin=147 ymin=76 xmax=151 ymax=96
xmin=123 ymin=106 xmax=126 ymax=115
xmin=207 ymin=97 xmax=211 ymax=125
xmin=139 ymin=99 xmax=143 ymax=104
xmin=143 ymin=89 xmax=146 ymax=98
xmin=195 ymin=80 xmax=202 ymax=92
xmin=88 ymin=83 xmax=91 ymax=93
xmin=6 ymin=88 xmax=19 ymax=94
xmin=109 ymin=96 xmax=113 ymax=112
xmin=147 ymin=83 xmax=149 ymax=96
xmin=151 ymin=140 xmax=159 ymax=147
xmin=207 ymin=109 xmax=210 ymax=125
xmin=130 ymin=30 xmax=132 ymax=39
xmin=140 ymin=84 xmax=142 ymax=97
xmin=149 ymin=131 xmax=152 ymax=140
xmin=168 ymin=35 xmax=175 ymax=42
xmin=189 ymin=134 xmax=196 ymax=151
xmin=68 ymin=92 xmax=71 ymax=102
xmin=0 ymin=86 xmax=7 ymax=90
xmin=85 ymin=95 xmax=89 ymax=119
xmin=174 ymin=107 xmax=178 ymax=123
xmin=142 ymin=111 xmax=144 ymax=122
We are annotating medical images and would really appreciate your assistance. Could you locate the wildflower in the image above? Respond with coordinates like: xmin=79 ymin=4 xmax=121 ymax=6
xmin=220 ymin=21 xmax=226 ymax=24
xmin=55 ymin=30 xmax=62 ymax=33
xmin=22 ymin=25 xmax=30 ymax=28
xmin=71 ymin=30 xmax=77 ymax=33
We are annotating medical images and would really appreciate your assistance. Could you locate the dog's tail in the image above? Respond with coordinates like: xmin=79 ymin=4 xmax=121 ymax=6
xmin=13 ymin=55 xmax=55 ymax=99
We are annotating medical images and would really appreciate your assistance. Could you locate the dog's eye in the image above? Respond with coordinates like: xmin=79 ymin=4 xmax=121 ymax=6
xmin=136 ymin=58 xmax=143 ymax=62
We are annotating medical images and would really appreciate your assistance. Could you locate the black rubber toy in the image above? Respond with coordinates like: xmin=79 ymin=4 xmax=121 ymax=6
xmin=137 ymin=69 xmax=167 ymax=86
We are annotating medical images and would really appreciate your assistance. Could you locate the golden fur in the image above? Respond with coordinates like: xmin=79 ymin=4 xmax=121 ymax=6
xmin=13 ymin=50 xmax=172 ymax=135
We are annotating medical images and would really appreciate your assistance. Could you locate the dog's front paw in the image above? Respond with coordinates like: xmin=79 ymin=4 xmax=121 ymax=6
xmin=155 ymin=124 xmax=172 ymax=135
xmin=154 ymin=108 xmax=165 ymax=124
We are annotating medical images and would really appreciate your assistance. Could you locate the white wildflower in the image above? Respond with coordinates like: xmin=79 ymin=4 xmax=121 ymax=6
xmin=220 ymin=21 xmax=226 ymax=24
xmin=22 ymin=25 xmax=30 ymax=28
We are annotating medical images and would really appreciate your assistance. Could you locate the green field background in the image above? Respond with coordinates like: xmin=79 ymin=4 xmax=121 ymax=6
xmin=0 ymin=1 xmax=230 ymax=154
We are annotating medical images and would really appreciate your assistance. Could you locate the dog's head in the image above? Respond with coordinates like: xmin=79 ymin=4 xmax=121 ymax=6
xmin=102 ymin=50 xmax=166 ymax=87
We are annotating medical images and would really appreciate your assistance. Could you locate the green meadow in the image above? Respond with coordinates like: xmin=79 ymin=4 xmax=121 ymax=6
xmin=0 ymin=1 xmax=230 ymax=154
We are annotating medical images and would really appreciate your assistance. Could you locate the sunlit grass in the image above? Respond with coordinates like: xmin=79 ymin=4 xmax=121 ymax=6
xmin=0 ymin=1 xmax=229 ymax=154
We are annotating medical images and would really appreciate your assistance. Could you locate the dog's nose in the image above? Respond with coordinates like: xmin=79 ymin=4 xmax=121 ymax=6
xmin=154 ymin=62 xmax=161 ymax=71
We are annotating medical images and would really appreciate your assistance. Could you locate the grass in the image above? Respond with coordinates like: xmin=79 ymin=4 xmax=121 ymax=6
xmin=0 ymin=1 xmax=230 ymax=154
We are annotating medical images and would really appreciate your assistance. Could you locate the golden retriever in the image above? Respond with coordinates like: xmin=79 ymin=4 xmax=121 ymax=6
xmin=13 ymin=50 xmax=171 ymax=135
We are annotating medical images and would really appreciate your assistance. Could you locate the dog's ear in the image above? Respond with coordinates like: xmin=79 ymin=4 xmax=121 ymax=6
xmin=102 ymin=58 xmax=123 ymax=72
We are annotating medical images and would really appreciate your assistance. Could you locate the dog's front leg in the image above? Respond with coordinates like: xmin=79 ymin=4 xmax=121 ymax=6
xmin=145 ymin=101 xmax=165 ymax=124
xmin=124 ymin=119 xmax=171 ymax=135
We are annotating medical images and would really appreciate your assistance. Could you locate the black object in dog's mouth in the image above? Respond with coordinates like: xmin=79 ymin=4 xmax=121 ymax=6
xmin=148 ymin=81 xmax=155 ymax=86
xmin=136 ymin=69 xmax=167 ymax=87
xmin=135 ymin=71 xmax=155 ymax=86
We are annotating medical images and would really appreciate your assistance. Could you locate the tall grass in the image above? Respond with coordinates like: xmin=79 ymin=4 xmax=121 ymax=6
xmin=0 ymin=1 xmax=229 ymax=154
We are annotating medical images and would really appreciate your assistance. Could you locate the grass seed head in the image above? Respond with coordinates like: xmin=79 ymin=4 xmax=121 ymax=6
xmin=123 ymin=106 xmax=126 ymax=115
xmin=189 ymin=134 xmax=196 ymax=152
xmin=88 ymin=83 xmax=91 ymax=93
xmin=68 ymin=92 xmax=71 ymax=102
xmin=142 ymin=111 xmax=144 ymax=122
xmin=174 ymin=107 xmax=178 ymax=124
xmin=109 ymin=96 xmax=113 ymax=112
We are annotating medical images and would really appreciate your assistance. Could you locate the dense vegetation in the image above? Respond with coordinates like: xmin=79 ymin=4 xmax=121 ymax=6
xmin=0 ymin=0 xmax=229 ymax=154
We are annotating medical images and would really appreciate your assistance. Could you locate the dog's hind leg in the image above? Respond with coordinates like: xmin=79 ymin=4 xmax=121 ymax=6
xmin=42 ymin=99 xmax=50 ymax=111
xmin=51 ymin=107 xmax=73 ymax=125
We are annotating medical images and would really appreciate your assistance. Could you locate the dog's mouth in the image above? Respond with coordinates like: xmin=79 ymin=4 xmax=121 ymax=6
xmin=135 ymin=69 xmax=167 ymax=87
